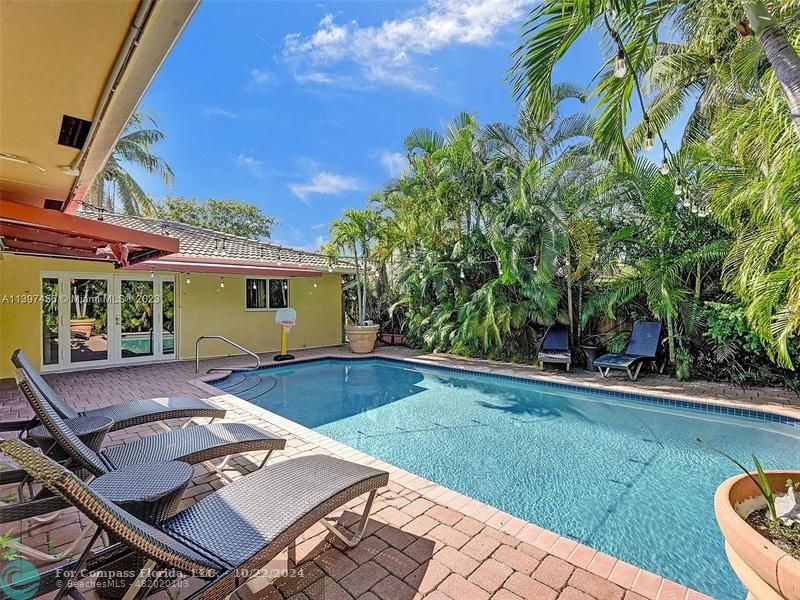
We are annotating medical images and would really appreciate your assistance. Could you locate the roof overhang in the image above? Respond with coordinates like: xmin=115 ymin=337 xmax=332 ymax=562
xmin=124 ymin=255 xmax=328 ymax=277
xmin=0 ymin=0 xmax=199 ymax=212
xmin=0 ymin=200 xmax=179 ymax=265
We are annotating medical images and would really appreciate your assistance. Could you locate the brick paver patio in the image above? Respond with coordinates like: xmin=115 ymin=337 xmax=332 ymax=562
xmin=2 ymin=346 xmax=796 ymax=600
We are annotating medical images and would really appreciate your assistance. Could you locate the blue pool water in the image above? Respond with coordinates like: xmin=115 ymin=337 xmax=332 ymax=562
xmin=215 ymin=359 xmax=799 ymax=599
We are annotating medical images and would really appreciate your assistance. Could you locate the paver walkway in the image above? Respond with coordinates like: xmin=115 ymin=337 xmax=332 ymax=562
xmin=3 ymin=345 xmax=794 ymax=600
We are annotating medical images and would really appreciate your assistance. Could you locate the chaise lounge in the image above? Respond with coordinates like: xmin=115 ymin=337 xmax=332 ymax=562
xmin=10 ymin=349 xmax=226 ymax=433
xmin=1 ymin=437 xmax=389 ymax=599
xmin=11 ymin=368 xmax=285 ymax=477
xmin=537 ymin=325 xmax=571 ymax=371
xmin=594 ymin=321 xmax=663 ymax=381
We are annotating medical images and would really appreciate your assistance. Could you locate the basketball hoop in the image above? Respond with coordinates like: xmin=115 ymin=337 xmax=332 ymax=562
xmin=274 ymin=308 xmax=297 ymax=361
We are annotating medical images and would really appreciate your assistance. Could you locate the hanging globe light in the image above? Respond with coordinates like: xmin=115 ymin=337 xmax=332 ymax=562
xmin=614 ymin=50 xmax=627 ymax=78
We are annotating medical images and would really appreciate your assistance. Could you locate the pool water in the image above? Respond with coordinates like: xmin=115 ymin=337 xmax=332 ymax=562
xmin=215 ymin=359 xmax=799 ymax=599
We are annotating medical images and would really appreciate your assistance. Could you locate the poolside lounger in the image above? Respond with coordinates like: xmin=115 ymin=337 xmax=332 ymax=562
xmin=11 ymin=349 xmax=226 ymax=432
xmin=537 ymin=325 xmax=571 ymax=371
xmin=594 ymin=321 xmax=663 ymax=381
xmin=12 ymin=368 xmax=285 ymax=476
xmin=2 ymin=369 xmax=286 ymax=563
xmin=1 ymin=437 xmax=389 ymax=599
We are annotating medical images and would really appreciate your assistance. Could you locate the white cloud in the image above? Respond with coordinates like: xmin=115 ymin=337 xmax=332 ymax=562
xmin=310 ymin=222 xmax=329 ymax=230
xmin=234 ymin=153 xmax=265 ymax=178
xmin=203 ymin=107 xmax=237 ymax=119
xmin=379 ymin=151 xmax=407 ymax=177
xmin=248 ymin=68 xmax=273 ymax=90
xmin=289 ymin=171 xmax=360 ymax=202
xmin=294 ymin=71 xmax=335 ymax=84
xmin=283 ymin=0 xmax=534 ymax=90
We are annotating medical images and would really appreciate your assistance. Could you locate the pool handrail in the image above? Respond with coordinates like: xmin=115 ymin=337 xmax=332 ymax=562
xmin=195 ymin=335 xmax=261 ymax=373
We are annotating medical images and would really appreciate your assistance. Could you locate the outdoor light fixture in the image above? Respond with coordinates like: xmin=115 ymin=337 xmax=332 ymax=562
xmin=643 ymin=130 xmax=654 ymax=152
xmin=674 ymin=180 xmax=683 ymax=196
xmin=150 ymin=271 xmax=154 ymax=278
xmin=185 ymin=274 xmax=191 ymax=285
xmin=460 ymin=268 xmax=465 ymax=280
xmin=613 ymin=50 xmax=627 ymax=78
xmin=219 ymin=276 xmax=225 ymax=288
xmin=328 ymin=265 xmax=333 ymax=272
xmin=313 ymin=279 xmax=318 ymax=288
xmin=252 ymin=281 xmax=257 ymax=290
xmin=659 ymin=159 xmax=670 ymax=176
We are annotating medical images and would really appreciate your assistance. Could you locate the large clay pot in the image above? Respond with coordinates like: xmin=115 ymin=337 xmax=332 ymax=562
xmin=345 ymin=324 xmax=380 ymax=354
xmin=714 ymin=470 xmax=800 ymax=600
xmin=69 ymin=318 xmax=95 ymax=339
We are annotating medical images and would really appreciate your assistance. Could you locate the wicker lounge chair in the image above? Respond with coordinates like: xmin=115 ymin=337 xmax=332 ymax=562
xmin=12 ymin=368 xmax=285 ymax=476
xmin=10 ymin=349 xmax=226 ymax=432
xmin=1 ymin=437 xmax=389 ymax=600
xmin=594 ymin=321 xmax=663 ymax=381
xmin=537 ymin=325 xmax=571 ymax=371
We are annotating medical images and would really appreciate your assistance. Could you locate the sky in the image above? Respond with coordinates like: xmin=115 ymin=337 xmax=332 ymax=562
xmin=133 ymin=0 xmax=612 ymax=251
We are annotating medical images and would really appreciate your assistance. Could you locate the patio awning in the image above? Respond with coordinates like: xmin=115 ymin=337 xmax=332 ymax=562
xmin=124 ymin=255 xmax=324 ymax=277
xmin=0 ymin=200 xmax=179 ymax=265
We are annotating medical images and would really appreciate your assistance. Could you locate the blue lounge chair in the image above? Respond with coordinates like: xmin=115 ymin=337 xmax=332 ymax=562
xmin=595 ymin=321 xmax=663 ymax=381
xmin=538 ymin=325 xmax=571 ymax=371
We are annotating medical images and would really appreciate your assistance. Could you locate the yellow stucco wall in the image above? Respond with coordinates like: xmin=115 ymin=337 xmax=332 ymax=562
xmin=176 ymin=272 xmax=343 ymax=360
xmin=0 ymin=254 xmax=343 ymax=379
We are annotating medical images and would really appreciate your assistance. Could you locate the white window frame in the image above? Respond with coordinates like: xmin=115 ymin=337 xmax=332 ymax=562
xmin=244 ymin=277 xmax=289 ymax=312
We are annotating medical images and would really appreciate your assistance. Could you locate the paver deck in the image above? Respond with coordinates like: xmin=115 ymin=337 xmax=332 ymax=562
xmin=2 ymin=345 xmax=794 ymax=600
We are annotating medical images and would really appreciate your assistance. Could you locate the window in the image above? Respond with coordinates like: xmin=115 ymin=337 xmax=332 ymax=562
xmin=246 ymin=278 xmax=288 ymax=310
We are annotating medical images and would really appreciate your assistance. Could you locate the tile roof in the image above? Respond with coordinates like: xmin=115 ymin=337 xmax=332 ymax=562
xmin=77 ymin=208 xmax=347 ymax=271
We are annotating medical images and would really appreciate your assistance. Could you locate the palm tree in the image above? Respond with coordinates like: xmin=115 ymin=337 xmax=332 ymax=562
xmin=510 ymin=0 xmax=800 ymax=152
xmin=328 ymin=208 xmax=384 ymax=326
xmin=583 ymin=158 xmax=728 ymax=364
xmin=87 ymin=111 xmax=173 ymax=216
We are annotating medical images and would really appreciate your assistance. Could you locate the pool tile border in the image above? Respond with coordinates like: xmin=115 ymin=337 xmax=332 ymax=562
xmin=204 ymin=354 xmax=800 ymax=429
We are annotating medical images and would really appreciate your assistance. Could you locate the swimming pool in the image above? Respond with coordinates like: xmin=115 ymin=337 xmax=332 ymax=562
xmin=214 ymin=358 xmax=799 ymax=599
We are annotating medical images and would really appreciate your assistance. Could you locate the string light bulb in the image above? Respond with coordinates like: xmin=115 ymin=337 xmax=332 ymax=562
xmin=643 ymin=130 xmax=654 ymax=152
xmin=659 ymin=159 xmax=670 ymax=176
xmin=313 ymin=279 xmax=318 ymax=288
xmin=219 ymin=276 xmax=225 ymax=289
xmin=673 ymin=180 xmax=683 ymax=196
xmin=185 ymin=274 xmax=191 ymax=285
xmin=460 ymin=268 xmax=465 ymax=280
xmin=150 ymin=271 xmax=154 ymax=278
xmin=613 ymin=50 xmax=627 ymax=78
xmin=328 ymin=265 xmax=333 ymax=272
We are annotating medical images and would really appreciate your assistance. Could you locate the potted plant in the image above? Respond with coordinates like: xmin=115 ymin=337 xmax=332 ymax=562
xmin=329 ymin=209 xmax=382 ymax=354
xmin=700 ymin=441 xmax=799 ymax=600
xmin=579 ymin=333 xmax=604 ymax=372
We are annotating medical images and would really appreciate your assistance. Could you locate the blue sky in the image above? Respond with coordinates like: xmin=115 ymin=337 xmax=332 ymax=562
xmin=134 ymin=0 xmax=610 ymax=250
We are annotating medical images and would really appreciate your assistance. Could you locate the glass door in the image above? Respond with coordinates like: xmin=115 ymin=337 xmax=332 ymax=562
xmin=40 ymin=273 xmax=177 ymax=371
xmin=68 ymin=276 xmax=112 ymax=367
xmin=113 ymin=274 xmax=174 ymax=364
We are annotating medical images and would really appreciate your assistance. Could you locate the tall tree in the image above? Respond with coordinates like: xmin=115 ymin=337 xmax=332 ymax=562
xmin=156 ymin=197 xmax=277 ymax=240
xmin=88 ymin=111 xmax=173 ymax=216
xmin=510 ymin=0 xmax=800 ymax=154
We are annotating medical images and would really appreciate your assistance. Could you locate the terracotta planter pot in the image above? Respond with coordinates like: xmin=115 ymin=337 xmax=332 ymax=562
xmin=345 ymin=324 xmax=380 ymax=354
xmin=69 ymin=318 xmax=95 ymax=339
xmin=714 ymin=470 xmax=800 ymax=600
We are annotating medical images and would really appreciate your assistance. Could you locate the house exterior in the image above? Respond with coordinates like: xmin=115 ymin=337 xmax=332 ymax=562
xmin=0 ymin=0 xmax=348 ymax=379
xmin=0 ymin=210 xmax=347 ymax=379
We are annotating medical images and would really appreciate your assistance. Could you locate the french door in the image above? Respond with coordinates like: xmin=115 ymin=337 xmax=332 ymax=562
xmin=41 ymin=272 xmax=176 ymax=372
